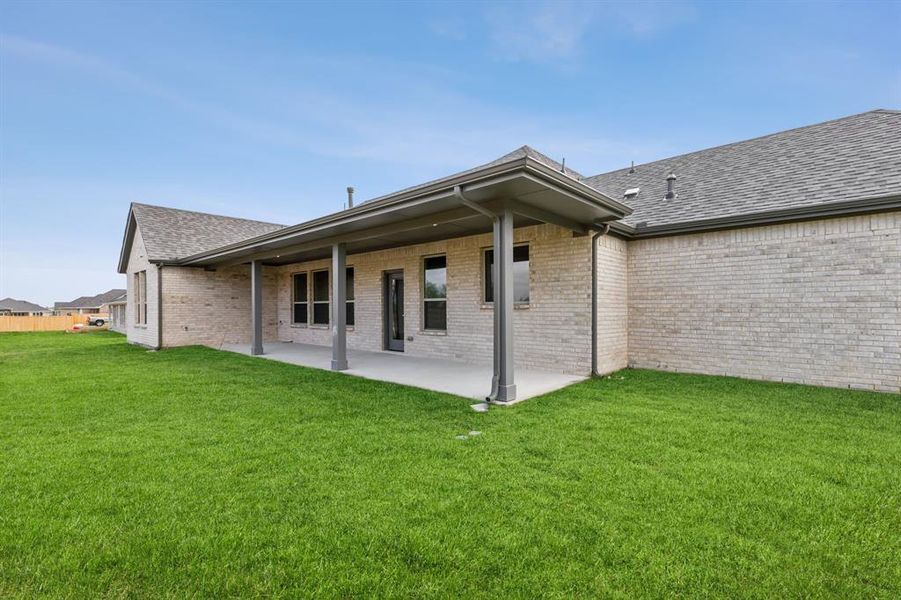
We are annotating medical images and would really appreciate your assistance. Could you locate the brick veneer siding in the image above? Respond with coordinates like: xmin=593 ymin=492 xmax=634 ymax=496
xmin=595 ymin=234 xmax=629 ymax=374
xmin=274 ymin=223 xmax=602 ymax=375
xmin=125 ymin=226 xmax=159 ymax=348
xmin=161 ymin=265 xmax=279 ymax=348
xmin=626 ymin=212 xmax=901 ymax=392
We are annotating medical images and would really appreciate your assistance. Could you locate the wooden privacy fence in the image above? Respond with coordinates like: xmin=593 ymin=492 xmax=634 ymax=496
xmin=0 ymin=315 xmax=89 ymax=332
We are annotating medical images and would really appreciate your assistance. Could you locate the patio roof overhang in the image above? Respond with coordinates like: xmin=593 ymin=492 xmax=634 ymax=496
xmin=175 ymin=156 xmax=633 ymax=268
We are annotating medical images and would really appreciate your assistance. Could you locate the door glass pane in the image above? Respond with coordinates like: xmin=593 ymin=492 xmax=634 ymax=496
xmin=390 ymin=278 xmax=404 ymax=339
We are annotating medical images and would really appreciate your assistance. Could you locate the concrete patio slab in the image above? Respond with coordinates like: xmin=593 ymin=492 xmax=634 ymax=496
xmin=219 ymin=341 xmax=584 ymax=402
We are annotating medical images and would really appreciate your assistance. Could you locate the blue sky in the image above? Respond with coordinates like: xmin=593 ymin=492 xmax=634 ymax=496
xmin=1 ymin=0 xmax=899 ymax=306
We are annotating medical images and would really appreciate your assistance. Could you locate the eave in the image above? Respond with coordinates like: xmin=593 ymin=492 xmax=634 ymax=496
xmin=175 ymin=156 xmax=632 ymax=268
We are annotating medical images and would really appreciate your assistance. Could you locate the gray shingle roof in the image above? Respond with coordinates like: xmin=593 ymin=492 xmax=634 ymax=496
xmin=54 ymin=289 xmax=126 ymax=310
xmin=583 ymin=109 xmax=901 ymax=229
xmin=361 ymin=144 xmax=585 ymax=206
xmin=0 ymin=298 xmax=49 ymax=313
xmin=121 ymin=110 xmax=900 ymax=266
xmin=132 ymin=203 xmax=286 ymax=262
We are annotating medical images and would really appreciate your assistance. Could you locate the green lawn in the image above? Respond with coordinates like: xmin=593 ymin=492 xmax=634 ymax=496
xmin=1 ymin=332 xmax=898 ymax=598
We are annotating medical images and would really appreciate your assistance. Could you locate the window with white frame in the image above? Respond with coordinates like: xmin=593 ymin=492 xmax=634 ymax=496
xmin=312 ymin=270 xmax=329 ymax=325
xmin=483 ymin=245 xmax=530 ymax=304
xmin=292 ymin=272 xmax=308 ymax=325
xmin=423 ymin=255 xmax=447 ymax=330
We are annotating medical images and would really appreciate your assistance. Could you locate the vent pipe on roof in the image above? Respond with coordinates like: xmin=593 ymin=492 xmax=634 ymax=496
xmin=665 ymin=171 xmax=677 ymax=200
xmin=629 ymin=161 xmax=635 ymax=174
xmin=346 ymin=186 xmax=354 ymax=209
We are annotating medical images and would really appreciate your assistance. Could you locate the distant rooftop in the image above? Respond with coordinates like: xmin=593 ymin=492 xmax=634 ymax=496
xmin=54 ymin=288 xmax=126 ymax=310
xmin=0 ymin=298 xmax=49 ymax=313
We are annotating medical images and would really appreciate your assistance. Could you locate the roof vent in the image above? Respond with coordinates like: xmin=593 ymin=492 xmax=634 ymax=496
xmin=629 ymin=161 xmax=635 ymax=174
xmin=624 ymin=187 xmax=640 ymax=199
xmin=664 ymin=171 xmax=677 ymax=200
xmin=346 ymin=186 xmax=355 ymax=209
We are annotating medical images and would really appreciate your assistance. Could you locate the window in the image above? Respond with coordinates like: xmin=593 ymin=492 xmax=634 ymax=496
xmin=292 ymin=273 xmax=308 ymax=324
xmin=423 ymin=255 xmax=447 ymax=330
xmin=312 ymin=270 xmax=329 ymax=325
xmin=134 ymin=270 xmax=147 ymax=324
xmin=484 ymin=245 xmax=529 ymax=304
xmin=346 ymin=267 xmax=355 ymax=327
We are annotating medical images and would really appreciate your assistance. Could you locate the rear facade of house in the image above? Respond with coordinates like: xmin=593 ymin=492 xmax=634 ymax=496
xmin=117 ymin=110 xmax=901 ymax=396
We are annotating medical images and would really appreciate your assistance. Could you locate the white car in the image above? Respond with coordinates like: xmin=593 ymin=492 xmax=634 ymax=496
xmin=87 ymin=315 xmax=107 ymax=327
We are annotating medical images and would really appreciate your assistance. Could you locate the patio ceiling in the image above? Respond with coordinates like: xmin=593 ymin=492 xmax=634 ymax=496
xmin=176 ymin=155 xmax=632 ymax=268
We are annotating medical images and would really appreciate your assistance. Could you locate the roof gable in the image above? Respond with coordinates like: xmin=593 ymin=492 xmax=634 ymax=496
xmin=118 ymin=203 xmax=286 ymax=272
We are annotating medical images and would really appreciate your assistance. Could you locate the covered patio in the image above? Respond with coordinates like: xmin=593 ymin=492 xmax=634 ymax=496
xmin=176 ymin=148 xmax=630 ymax=404
xmin=220 ymin=341 xmax=585 ymax=403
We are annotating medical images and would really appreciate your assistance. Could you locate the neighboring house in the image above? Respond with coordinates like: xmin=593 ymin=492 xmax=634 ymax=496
xmin=0 ymin=298 xmax=51 ymax=316
xmin=106 ymin=293 xmax=128 ymax=333
xmin=116 ymin=109 xmax=901 ymax=396
xmin=54 ymin=289 xmax=127 ymax=316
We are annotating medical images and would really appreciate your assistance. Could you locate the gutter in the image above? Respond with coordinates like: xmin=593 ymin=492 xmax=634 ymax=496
xmin=610 ymin=194 xmax=901 ymax=240
xmin=590 ymin=223 xmax=610 ymax=377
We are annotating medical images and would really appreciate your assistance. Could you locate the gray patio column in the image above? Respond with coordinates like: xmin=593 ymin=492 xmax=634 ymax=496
xmin=250 ymin=259 xmax=264 ymax=356
xmin=330 ymin=242 xmax=348 ymax=371
xmin=495 ymin=207 xmax=516 ymax=402
xmin=490 ymin=218 xmax=500 ymax=400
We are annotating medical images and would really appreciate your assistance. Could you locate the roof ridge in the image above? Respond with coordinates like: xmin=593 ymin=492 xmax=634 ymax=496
xmin=132 ymin=202 xmax=287 ymax=228
xmin=589 ymin=108 xmax=898 ymax=178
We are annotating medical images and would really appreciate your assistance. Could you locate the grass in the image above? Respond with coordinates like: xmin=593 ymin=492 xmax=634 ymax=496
xmin=1 ymin=332 xmax=899 ymax=598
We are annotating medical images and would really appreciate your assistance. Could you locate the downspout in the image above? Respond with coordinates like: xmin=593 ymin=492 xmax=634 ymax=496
xmin=157 ymin=265 xmax=163 ymax=350
xmin=590 ymin=223 xmax=610 ymax=377
xmin=453 ymin=185 xmax=499 ymax=402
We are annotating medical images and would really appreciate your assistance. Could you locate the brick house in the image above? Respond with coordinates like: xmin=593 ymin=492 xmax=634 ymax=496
xmin=54 ymin=289 xmax=126 ymax=317
xmin=0 ymin=298 xmax=51 ymax=316
xmin=116 ymin=110 xmax=901 ymax=398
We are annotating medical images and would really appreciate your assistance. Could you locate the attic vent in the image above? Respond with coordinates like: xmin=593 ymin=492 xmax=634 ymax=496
xmin=624 ymin=187 xmax=640 ymax=199
xmin=665 ymin=171 xmax=677 ymax=200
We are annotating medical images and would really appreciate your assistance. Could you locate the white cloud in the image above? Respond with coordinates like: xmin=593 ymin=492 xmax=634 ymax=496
xmin=485 ymin=1 xmax=595 ymax=64
xmin=482 ymin=1 xmax=695 ymax=66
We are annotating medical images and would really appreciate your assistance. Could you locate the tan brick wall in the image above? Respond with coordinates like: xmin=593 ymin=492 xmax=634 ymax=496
xmin=273 ymin=224 xmax=597 ymax=375
xmin=595 ymin=234 xmax=629 ymax=375
xmin=626 ymin=212 xmax=901 ymax=392
xmin=125 ymin=226 xmax=159 ymax=348
xmin=161 ymin=264 xmax=278 ymax=347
